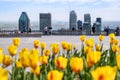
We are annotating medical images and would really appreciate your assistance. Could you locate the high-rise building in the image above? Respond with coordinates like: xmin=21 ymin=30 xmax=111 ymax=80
xmin=19 ymin=12 xmax=30 ymax=32
xmin=77 ymin=20 xmax=82 ymax=30
xmin=39 ymin=13 xmax=51 ymax=31
xmin=95 ymin=17 xmax=102 ymax=31
xmin=69 ymin=10 xmax=77 ymax=31
xmin=83 ymin=14 xmax=91 ymax=31
xmin=96 ymin=18 xmax=101 ymax=24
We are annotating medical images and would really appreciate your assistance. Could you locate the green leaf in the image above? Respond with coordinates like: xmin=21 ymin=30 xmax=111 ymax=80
xmin=85 ymin=72 xmax=92 ymax=80
xmin=115 ymin=70 xmax=120 ymax=80
xmin=83 ymin=56 xmax=88 ymax=71
xmin=100 ymin=43 xmax=103 ymax=52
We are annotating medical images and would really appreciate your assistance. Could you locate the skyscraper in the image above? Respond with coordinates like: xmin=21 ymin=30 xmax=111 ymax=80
xmin=83 ymin=14 xmax=91 ymax=31
xmin=19 ymin=12 xmax=30 ymax=32
xmin=95 ymin=17 xmax=102 ymax=31
xmin=69 ymin=10 xmax=77 ymax=31
xmin=39 ymin=13 xmax=51 ymax=31
xmin=77 ymin=20 xmax=82 ymax=30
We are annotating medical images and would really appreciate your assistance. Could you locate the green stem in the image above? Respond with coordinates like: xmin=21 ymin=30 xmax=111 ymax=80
xmin=11 ymin=56 xmax=15 ymax=80
xmin=41 ymin=49 xmax=43 ymax=55
xmin=23 ymin=68 xmax=26 ymax=80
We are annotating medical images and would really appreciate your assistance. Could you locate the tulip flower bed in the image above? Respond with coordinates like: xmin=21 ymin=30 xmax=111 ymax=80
xmin=0 ymin=33 xmax=120 ymax=80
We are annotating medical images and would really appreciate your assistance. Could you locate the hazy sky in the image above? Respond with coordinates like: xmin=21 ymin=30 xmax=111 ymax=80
xmin=0 ymin=0 xmax=120 ymax=22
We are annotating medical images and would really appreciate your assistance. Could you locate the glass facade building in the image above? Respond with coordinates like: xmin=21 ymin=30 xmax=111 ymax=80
xmin=69 ymin=10 xmax=77 ymax=31
xmin=83 ymin=14 xmax=91 ymax=31
xmin=19 ymin=12 xmax=30 ymax=32
xmin=77 ymin=20 xmax=82 ymax=30
xmin=95 ymin=17 xmax=102 ymax=31
xmin=39 ymin=13 xmax=51 ymax=31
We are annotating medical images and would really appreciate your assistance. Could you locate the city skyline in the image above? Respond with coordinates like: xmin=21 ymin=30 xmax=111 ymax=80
xmin=0 ymin=0 xmax=120 ymax=22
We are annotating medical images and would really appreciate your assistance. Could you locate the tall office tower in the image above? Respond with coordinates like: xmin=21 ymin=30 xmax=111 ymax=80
xmin=69 ymin=10 xmax=77 ymax=31
xmin=95 ymin=17 xmax=102 ymax=31
xmin=39 ymin=13 xmax=51 ymax=31
xmin=77 ymin=20 xmax=82 ymax=30
xmin=83 ymin=13 xmax=91 ymax=31
xmin=19 ymin=12 xmax=30 ymax=32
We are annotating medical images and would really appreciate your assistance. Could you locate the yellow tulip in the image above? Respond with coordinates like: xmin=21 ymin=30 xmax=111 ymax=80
xmin=40 ymin=42 xmax=46 ymax=50
xmin=85 ymin=38 xmax=94 ymax=47
xmin=0 ymin=48 xmax=2 ymax=54
xmin=0 ymin=48 xmax=3 ymax=63
xmin=109 ymin=33 xmax=115 ymax=39
xmin=80 ymin=35 xmax=86 ymax=42
xmin=87 ymin=51 xmax=101 ymax=67
xmin=43 ymin=49 xmax=50 ymax=56
xmin=84 ymin=46 xmax=92 ymax=55
xmin=118 ymin=47 xmax=120 ymax=54
xmin=29 ymin=49 xmax=39 ymax=69
xmin=30 ymin=65 xmax=41 ymax=76
xmin=8 ymin=44 xmax=17 ymax=56
xmin=96 ymin=44 xmax=101 ymax=51
xmin=20 ymin=48 xmax=28 ymax=53
xmin=39 ymin=55 xmax=48 ymax=65
xmin=19 ymin=48 xmax=29 ymax=58
xmin=91 ymin=66 xmax=117 ymax=80
xmin=116 ymin=53 xmax=120 ymax=70
xmin=70 ymin=57 xmax=83 ymax=73
xmin=34 ymin=40 xmax=40 ymax=48
xmin=51 ymin=43 xmax=60 ymax=55
xmin=47 ymin=70 xmax=63 ymax=80
xmin=0 ymin=53 xmax=3 ymax=63
xmin=20 ymin=55 xmax=29 ymax=67
xmin=0 ymin=67 xmax=9 ymax=80
xmin=15 ymin=59 xmax=22 ymax=68
xmin=113 ymin=39 xmax=119 ymax=45
xmin=110 ymin=39 xmax=114 ymax=45
xmin=19 ymin=48 xmax=30 ymax=67
xmin=61 ymin=41 xmax=68 ymax=49
xmin=20 ymin=56 xmax=29 ymax=67
xmin=99 ymin=35 xmax=104 ymax=41
xmin=30 ymin=49 xmax=39 ymax=55
xmin=13 ymin=37 xmax=20 ymax=47
xmin=66 ymin=43 xmax=72 ymax=51
xmin=61 ymin=42 xmax=72 ymax=51
xmin=55 ymin=56 xmax=68 ymax=70
xmin=2 ymin=55 xmax=12 ymax=66
xmin=112 ymin=45 xmax=118 ymax=52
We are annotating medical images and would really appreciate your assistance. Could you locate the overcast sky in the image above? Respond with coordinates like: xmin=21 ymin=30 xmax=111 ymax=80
xmin=0 ymin=0 xmax=120 ymax=22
